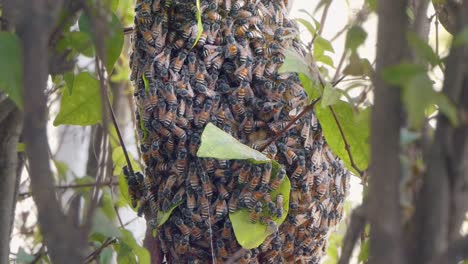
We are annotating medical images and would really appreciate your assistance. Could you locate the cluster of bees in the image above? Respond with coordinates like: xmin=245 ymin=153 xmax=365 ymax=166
xmin=128 ymin=0 xmax=350 ymax=263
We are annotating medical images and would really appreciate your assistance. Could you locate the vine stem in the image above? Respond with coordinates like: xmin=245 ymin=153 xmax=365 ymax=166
xmin=18 ymin=180 xmax=119 ymax=199
xmin=317 ymin=76 xmax=364 ymax=177
xmin=259 ymin=97 xmax=321 ymax=152
xmin=84 ymin=237 xmax=117 ymax=263
xmin=328 ymin=106 xmax=364 ymax=176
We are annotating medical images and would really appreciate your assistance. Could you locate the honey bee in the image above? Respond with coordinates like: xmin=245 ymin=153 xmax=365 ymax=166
xmin=247 ymin=29 xmax=264 ymax=40
xmin=238 ymin=163 xmax=251 ymax=184
xmin=140 ymin=26 xmax=154 ymax=44
xmin=216 ymin=240 xmax=228 ymax=259
xmin=278 ymin=142 xmax=298 ymax=165
xmin=292 ymin=155 xmax=306 ymax=179
xmin=162 ymin=103 xmax=177 ymax=127
xmin=170 ymin=50 xmax=187 ymax=73
xmin=200 ymin=173 xmax=213 ymax=198
xmin=205 ymin=10 xmax=222 ymax=22
xmin=207 ymin=22 xmax=221 ymax=44
xmin=228 ymin=95 xmax=246 ymax=118
xmin=250 ymin=201 xmax=263 ymax=223
xmin=224 ymin=35 xmax=238 ymax=59
xmin=234 ymin=59 xmax=253 ymax=82
xmin=216 ymin=183 xmax=230 ymax=199
xmin=264 ymin=56 xmax=283 ymax=77
xmin=269 ymin=168 xmax=285 ymax=190
xmin=186 ymin=187 xmax=196 ymax=210
xmin=215 ymin=197 xmax=228 ymax=218
xmin=228 ymin=189 xmax=240 ymax=213
xmin=154 ymin=46 xmax=172 ymax=70
xmin=248 ymin=167 xmax=262 ymax=191
xmin=195 ymin=98 xmax=213 ymax=127
xmin=136 ymin=0 xmax=152 ymax=25
xmin=200 ymin=194 xmax=210 ymax=219
xmin=221 ymin=219 xmax=232 ymax=239
xmin=232 ymin=0 xmax=246 ymax=11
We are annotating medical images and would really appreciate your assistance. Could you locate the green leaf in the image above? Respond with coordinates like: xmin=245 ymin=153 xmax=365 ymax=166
xmin=17 ymin=248 xmax=35 ymax=263
xmin=296 ymin=18 xmax=316 ymax=36
xmin=278 ymin=49 xmax=314 ymax=80
xmin=435 ymin=93 xmax=459 ymax=126
xmin=119 ymin=229 xmax=150 ymax=264
xmin=298 ymin=73 xmax=321 ymax=102
xmin=79 ymin=13 xmax=124 ymax=73
xmin=358 ymin=239 xmax=370 ymax=263
xmin=99 ymin=247 xmax=113 ymax=264
xmin=142 ymin=74 xmax=150 ymax=93
xmin=53 ymin=160 xmax=69 ymax=182
xmin=57 ymin=31 xmax=95 ymax=58
xmin=315 ymin=53 xmax=335 ymax=68
xmin=64 ymin=72 xmax=75 ymax=95
xmin=102 ymin=192 xmax=117 ymax=220
xmin=321 ymin=83 xmax=341 ymax=107
xmin=407 ymin=31 xmax=440 ymax=66
xmin=198 ymin=123 xmax=270 ymax=162
xmin=381 ymin=62 xmax=426 ymax=86
xmin=343 ymin=52 xmax=373 ymax=77
xmin=316 ymin=103 xmax=370 ymax=175
xmin=0 ymin=32 xmax=23 ymax=109
xmin=345 ymin=26 xmax=367 ymax=52
xmin=104 ymin=0 xmax=120 ymax=12
xmin=192 ymin=0 xmax=204 ymax=48
xmin=92 ymin=209 xmax=121 ymax=238
xmin=53 ymin=72 xmax=102 ymax=126
xmin=114 ymin=241 xmax=137 ymax=264
xmin=366 ymin=0 xmax=378 ymax=12
xmin=17 ymin=143 xmax=26 ymax=152
xmin=315 ymin=36 xmax=335 ymax=53
xmin=156 ymin=200 xmax=183 ymax=227
xmin=298 ymin=9 xmax=321 ymax=30
xmin=198 ymin=123 xmax=291 ymax=248
xmin=402 ymin=73 xmax=458 ymax=129
xmin=230 ymin=176 xmax=290 ymax=249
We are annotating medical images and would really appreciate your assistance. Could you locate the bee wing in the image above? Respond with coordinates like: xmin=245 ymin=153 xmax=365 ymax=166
xmin=186 ymin=82 xmax=195 ymax=97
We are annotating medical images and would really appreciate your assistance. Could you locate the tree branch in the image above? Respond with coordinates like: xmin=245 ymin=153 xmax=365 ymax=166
xmin=429 ymin=235 xmax=468 ymax=264
xmin=0 ymin=105 xmax=23 ymax=264
xmin=368 ymin=0 xmax=408 ymax=263
xmin=338 ymin=204 xmax=367 ymax=264
xmin=10 ymin=0 xmax=88 ymax=262
xmin=408 ymin=2 xmax=468 ymax=262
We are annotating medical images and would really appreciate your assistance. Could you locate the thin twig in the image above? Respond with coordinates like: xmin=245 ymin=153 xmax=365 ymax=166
xmin=259 ymin=97 xmax=322 ymax=152
xmin=123 ymin=27 xmax=133 ymax=35
xmin=18 ymin=180 xmax=119 ymax=198
xmin=337 ymin=204 xmax=367 ymax=264
xmin=225 ymin=248 xmax=248 ymax=264
xmin=84 ymin=237 xmax=117 ymax=263
xmin=317 ymin=76 xmax=364 ymax=177
xmin=435 ymin=14 xmax=439 ymax=57
xmin=328 ymin=106 xmax=364 ymax=176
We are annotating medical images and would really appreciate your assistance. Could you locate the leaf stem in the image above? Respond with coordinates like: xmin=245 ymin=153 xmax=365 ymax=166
xmin=259 ymin=97 xmax=321 ymax=152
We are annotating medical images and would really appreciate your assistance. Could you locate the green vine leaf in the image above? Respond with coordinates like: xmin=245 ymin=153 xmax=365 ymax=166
xmin=156 ymin=200 xmax=183 ymax=227
xmin=316 ymin=102 xmax=370 ymax=175
xmin=197 ymin=123 xmax=290 ymax=248
xmin=279 ymin=48 xmax=315 ymax=81
xmin=79 ymin=12 xmax=124 ymax=73
xmin=0 ymin=32 xmax=23 ymax=109
xmin=192 ymin=0 xmax=204 ymax=48
xmin=53 ymin=72 xmax=102 ymax=126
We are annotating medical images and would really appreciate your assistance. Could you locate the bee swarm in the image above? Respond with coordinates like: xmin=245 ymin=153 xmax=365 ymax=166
xmin=128 ymin=0 xmax=350 ymax=263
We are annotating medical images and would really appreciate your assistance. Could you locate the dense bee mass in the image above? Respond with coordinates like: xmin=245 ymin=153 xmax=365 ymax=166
xmin=128 ymin=0 xmax=350 ymax=263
